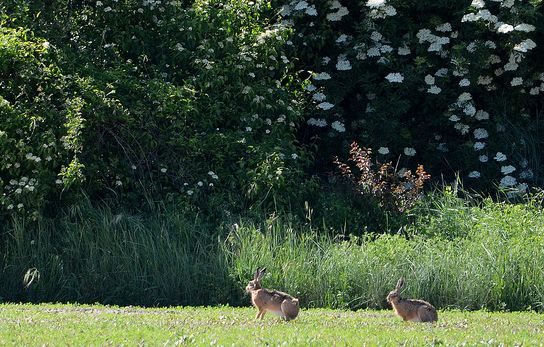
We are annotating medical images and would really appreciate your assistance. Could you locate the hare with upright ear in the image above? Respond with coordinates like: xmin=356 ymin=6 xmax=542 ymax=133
xmin=386 ymin=277 xmax=438 ymax=323
xmin=245 ymin=267 xmax=300 ymax=321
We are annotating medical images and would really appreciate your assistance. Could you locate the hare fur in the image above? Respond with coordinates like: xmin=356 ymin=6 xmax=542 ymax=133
xmin=386 ymin=277 xmax=438 ymax=323
xmin=245 ymin=267 xmax=299 ymax=321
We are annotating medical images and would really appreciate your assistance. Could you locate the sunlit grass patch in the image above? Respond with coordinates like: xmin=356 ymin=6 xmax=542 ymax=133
xmin=0 ymin=304 xmax=543 ymax=346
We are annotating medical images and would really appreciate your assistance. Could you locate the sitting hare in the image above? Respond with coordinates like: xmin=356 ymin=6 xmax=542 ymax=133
xmin=245 ymin=267 xmax=299 ymax=321
xmin=386 ymin=277 xmax=438 ymax=323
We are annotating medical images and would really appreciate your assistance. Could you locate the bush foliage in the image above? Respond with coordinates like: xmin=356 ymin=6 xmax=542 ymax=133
xmin=1 ymin=0 xmax=544 ymax=218
xmin=1 ymin=0 xmax=309 ymax=218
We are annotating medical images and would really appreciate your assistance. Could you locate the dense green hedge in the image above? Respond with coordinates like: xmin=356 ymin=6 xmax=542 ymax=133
xmin=1 ymin=1 xmax=312 ymax=219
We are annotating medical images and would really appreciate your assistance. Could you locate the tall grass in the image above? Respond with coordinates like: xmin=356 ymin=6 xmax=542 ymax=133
xmin=2 ymin=191 xmax=544 ymax=311
xmin=224 ymin=193 xmax=544 ymax=311
xmin=0 ymin=201 xmax=235 ymax=306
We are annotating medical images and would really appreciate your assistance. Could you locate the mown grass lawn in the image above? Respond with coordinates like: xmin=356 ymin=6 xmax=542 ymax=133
xmin=0 ymin=304 xmax=543 ymax=346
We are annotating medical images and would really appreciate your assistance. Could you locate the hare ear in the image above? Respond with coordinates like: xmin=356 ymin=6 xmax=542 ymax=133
xmin=253 ymin=268 xmax=261 ymax=280
xmin=257 ymin=267 xmax=267 ymax=280
xmin=396 ymin=277 xmax=405 ymax=291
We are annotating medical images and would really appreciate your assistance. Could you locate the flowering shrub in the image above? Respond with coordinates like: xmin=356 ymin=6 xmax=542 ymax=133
xmin=279 ymin=0 xmax=543 ymax=193
xmin=0 ymin=1 xmax=308 ymax=216
xmin=0 ymin=27 xmax=83 ymax=218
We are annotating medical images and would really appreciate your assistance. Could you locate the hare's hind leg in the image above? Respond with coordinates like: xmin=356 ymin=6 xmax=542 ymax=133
xmin=257 ymin=309 xmax=266 ymax=319
xmin=417 ymin=306 xmax=437 ymax=322
xmin=281 ymin=300 xmax=299 ymax=321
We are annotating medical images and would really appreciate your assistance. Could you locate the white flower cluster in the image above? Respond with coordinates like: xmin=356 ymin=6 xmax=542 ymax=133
xmin=513 ymin=39 xmax=536 ymax=53
xmin=336 ymin=55 xmax=352 ymax=71
xmin=326 ymin=1 xmax=349 ymax=22
xmin=385 ymin=72 xmax=403 ymax=83
xmin=366 ymin=0 xmax=397 ymax=19
xmin=462 ymin=10 xmax=498 ymax=24
xmin=317 ymin=102 xmax=335 ymax=110
xmin=5 ymin=177 xmax=38 ymax=195
xmin=404 ymin=147 xmax=416 ymax=156
xmin=25 ymin=153 xmax=42 ymax=163
xmin=377 ymin=147 xmax=389 ymax=155
xmin=307 ymin=118 xmax=328 ymax=127
xmin=313 ymin=72 xmax=332 ymax=80
xmin=416 ymin=29 xmax=450 ymax=53
xmin=331 ymin=121 xmax=346 ymax=132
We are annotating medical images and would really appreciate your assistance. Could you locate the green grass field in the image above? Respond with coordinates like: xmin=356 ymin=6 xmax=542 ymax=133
xmin=0 ymin=304 xmax=543 ymax=346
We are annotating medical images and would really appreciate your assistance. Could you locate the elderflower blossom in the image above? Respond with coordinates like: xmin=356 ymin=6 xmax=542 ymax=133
xmin=331 ymin=121 xmax=346 ymax=132
xmin=474 ymin=142 xmax=486 ymax=150
xmin=513 ymin=39 xmax=536 ymax=53
xmin=336 ymin=34 xmax=349 ymax=44
xmin=436 ymin=23 xmax=452 ymax=32
xmin=455 ymin=123 xmax=470 ymax=135
xmin=449 ymin=115 xmax=461 ymax=122
xmin=313 ymin=72 xmax=332 ymax=80
xmin=312 ymin=93 xmax=326 ymax=101
xmin=385 ymin=72 xmax=404 ymax=83
xmin=428 ymin=85 xmax=442 ymax=94
xmin=519 ymin=169 xmax=534 ymax=180
xmin=336 ymin=57 xmax=352 ymax=71
xmin=479 ymin=155 xmax=488 ymax=162
xmin=462 ymin=13 xmax=478 ymax=22
xmin=473 ymin=128 xmax=489 ymax=139
xmin=305 ymin=5 xmax=317 ymax=16
xmin=468 ymin=171 xmax=481 ymax=178
xmin=514 ymin=24 xmax=536 ymax=32
xmin=459 ymin=78 xmax=471 ymax=87
xmin=497 ymin=23 xmax=514 ymax=33
xmin=475 ymin=110 xmax=490 ymax=120
xmin=371 ymin=31 xmax=383 ymax=41
xmin=397 ymin=46 xmax=411 ymax=55
xmin=317 ymin=102 xmax=334 ymax=110
xmin=424 ymin=75 xmax=435 ymax=85
xmin=404 ymin=147 xmax=416 ymax=156
xmin=471 ymin=0 xmax=485 ymax=8
xmin=457 ymin=92 xmax=472 ymax=104
xmin=435 ymin=68 xmax=448 ymax=77
xmin=307 ymin=118 xmax=327 ymax=127
xmin=463 ymin=105 xmax=476 ymax=117
xmin=500 ymin=175 xmax=517 ymax=187
xmin=294 ymin=1 xmax=309 ymax=11
xmin=494 ymin=152 xmax=507 ymax=162
xmin=501 ymin=0 xmax=514 ymax=8
xmin=366 ymin=0 xmax=386 ymax=8
xmin=511 ymin=77 xmax=523 ymax=86
xmin=501 ymin=165 xmax=516 ymax=175
xmin=377 ymin=147 xmax=390 ymax=155
xmin=478 ymin=76 xmax=493 ymax=85
xmin=326 ymin=4 xmax=349 ymax=21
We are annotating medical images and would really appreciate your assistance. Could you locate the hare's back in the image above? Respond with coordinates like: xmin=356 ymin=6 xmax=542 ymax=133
xmin=263 ymin=289 xmax=296 ymax=303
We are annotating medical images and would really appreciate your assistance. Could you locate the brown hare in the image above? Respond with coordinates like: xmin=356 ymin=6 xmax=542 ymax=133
xmin=386 ymin=277 xmax=438 ymax=323
xmin=245 ymin=267 xmax=299 ymax=321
